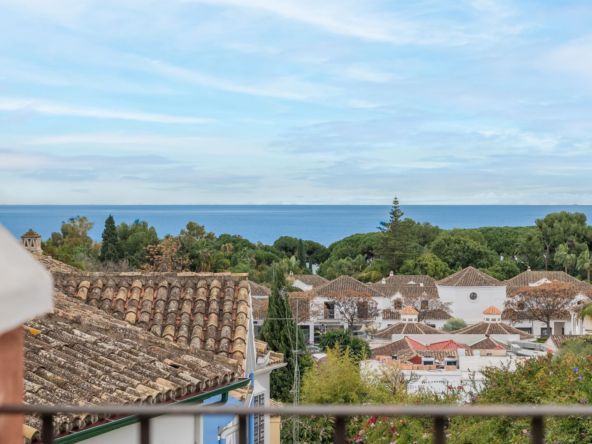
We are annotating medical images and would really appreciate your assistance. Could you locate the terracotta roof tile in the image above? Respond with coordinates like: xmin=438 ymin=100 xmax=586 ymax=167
xmin=483 ymin=305 xmax=502 ymax=315
xmin=311 ymin=275 xmax=384 ymax=299
xmin=371 ymin=274 xmax=438 ymax=299
xmin=418 ymin=309 xmax=452 ymax=321
xmin=470 ymin=337 xmax=505 ymax=350
xmin=437 ymin=267 xmax=503 ymax=287
xmin=453 ymin=321 xmax=533 ymax=340
xmin=373 ymin=322 xmax=443 ymax=339
xmin=291 ymin=274 xmax=329 ymax=288
xmin=249 ymin=282 xmax=271 ymax=297
xmin=400 ymin=306 xmax=419 ymax=315
xmin=505 ymin=270 xmax=592 ymax=295
xmin=54 ymin=271 xmax=251 ymax=365
xmin=24 ymin=292 xmax=239 ymax=442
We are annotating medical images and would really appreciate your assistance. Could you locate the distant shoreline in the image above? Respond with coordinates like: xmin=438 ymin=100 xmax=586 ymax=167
xmin=2 ymin=204 xmax=592 ymax=246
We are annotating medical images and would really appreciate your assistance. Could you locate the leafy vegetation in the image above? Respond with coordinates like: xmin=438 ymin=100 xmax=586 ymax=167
xmin=318 ymin=329 xmax=370 ymax=362
xmin=40 ymin=200 xmax=592 ymax=284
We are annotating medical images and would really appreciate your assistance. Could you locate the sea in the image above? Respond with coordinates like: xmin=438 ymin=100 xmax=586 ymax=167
xmin=1 ymin=205 xmax=592 ymax=246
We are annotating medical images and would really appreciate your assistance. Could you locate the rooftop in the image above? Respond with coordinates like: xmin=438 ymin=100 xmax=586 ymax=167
xmin=24 ymin=291 xmax=240 ymax=442
xmin=373 ymin=322 xmax=442 ymax=339
xmin=438 ymin=266 xmax=504 ymax=287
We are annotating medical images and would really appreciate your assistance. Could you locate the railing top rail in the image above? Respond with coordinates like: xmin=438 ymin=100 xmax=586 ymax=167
xmin=2 ymin=403 xmax=592 ymax=418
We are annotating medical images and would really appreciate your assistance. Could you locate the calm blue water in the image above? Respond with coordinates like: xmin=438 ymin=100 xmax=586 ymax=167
xmin=1 ymin=205 xmax=592 ymax=246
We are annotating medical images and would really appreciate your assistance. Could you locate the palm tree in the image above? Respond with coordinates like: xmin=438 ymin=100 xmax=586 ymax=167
xmin=577 ymin=248 xmax=592 ymax=282
xmin=555 ymin=244 xmax=576 ymax=273
xmin=579 ymin=302 xmax=592 ymax=320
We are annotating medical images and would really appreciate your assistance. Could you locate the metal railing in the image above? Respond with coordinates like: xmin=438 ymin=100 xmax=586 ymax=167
xmin=4 ymin=403 xmax=592 ymax=444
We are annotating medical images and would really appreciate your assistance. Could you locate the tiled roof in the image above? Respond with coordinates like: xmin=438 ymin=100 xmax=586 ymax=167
xmin=400 ymin=306 xmax=418 ymax=315
xmin=54 ymin=271 xmax=251 ymax=365
xmin=470 ymin=337 xmax=505 ymax=350
xmin=437 ymin=267 xmax=503 ymax=287
xmin=547 ymin=335 xmax=592 ymax=349
xmin=371 ymin=274 xmax=438 ymax=299
xmin=249 ymin=281 xmax=271 ymax=297
xmin=373 ymin=322 xmax=442 ymax=339
xmin=312 ymin=275 xmax=384 ymax=299
xmin=418 ymin=309 xmax=452 ymax=321
xmin=453 ymin=321 xmax=533 ymax=340
xmin=382 ymin=309 xmax=401 ymax=320
xmin=291 ymin=274 xmax=329 ymax=288
xmin=24 ymin=292 xmax=240 ymax=442
xmin=505 ymin=270 xmax=592 ymax=294
xmin=483 ymin=305 xmax=502 ymax=315
xmin=35 ymin=253 xmax=80 ymax=273
xmin=22 ymin=229 xmax=41 ymax=238
xmin=371 ymin=337 xmax=472 ymax=360
xmin=252 ymin=297 xmax=268 ymax=321
xmin=254 ymin=340 xmax=284 ymax=365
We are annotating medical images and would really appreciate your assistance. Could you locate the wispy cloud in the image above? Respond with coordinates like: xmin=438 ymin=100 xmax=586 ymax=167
xmin=0 ymin=98 xmax=212 ymax=124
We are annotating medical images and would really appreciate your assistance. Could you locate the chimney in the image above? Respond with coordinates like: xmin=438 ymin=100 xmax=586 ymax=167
xmin=20 ymin=229 xmax=42 ymax=254
xmin=389 ymin=270 xmax=394 ymax=277
xmin=381 ymin=277 xmax=386 ymax=285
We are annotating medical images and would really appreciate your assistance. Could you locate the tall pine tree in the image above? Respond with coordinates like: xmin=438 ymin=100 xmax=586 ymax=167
xmin=100 ymin=214 xmax=121 ymax=263
xmin=378 ymin=196 xmax=414 ymax=272
xmin=259 ymin=264 xmax=310 ymax=401
xmin=297 ymin=238 xmax=307 ymax=270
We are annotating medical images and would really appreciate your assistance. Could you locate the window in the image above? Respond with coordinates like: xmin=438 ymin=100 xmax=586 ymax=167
xmin=517 ymin=327 xmax=532 ymax=334
xmin=324 ymin=302 xmax=335 ymax=319
xmin=540 ymin=327 xmax=551 ymax=337
xmin=253 ymin=392 xmax=265 ymax=444
xmin=393 ymin=299 xmax=402 ymax=309
xmin=357 ymin=301 xmax=369 ymax=319
xmin=469 ymin=292 xmax=478 ymax=301
xmin=420 ymin=299 xmax=429 ymax=310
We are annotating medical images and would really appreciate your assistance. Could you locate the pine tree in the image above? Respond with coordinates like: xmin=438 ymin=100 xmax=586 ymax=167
xmin=297 ymin=238 xmax=307 ymax=270
xmin=378 ymin=196 xmax=414 ymax=272
xmin=259 ymin=264 xmax=310 ymax=401
xmin=100 ymin=215 xmax=121 ymax=263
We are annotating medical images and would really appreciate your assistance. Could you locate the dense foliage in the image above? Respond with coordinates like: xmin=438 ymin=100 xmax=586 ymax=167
xmin=258 ymin=265 xmax=311 ymax=401
xmin=40 ymin=200 xmax=592 ymax=284
xmin=318 ymin=329 xmax=371 ymax=362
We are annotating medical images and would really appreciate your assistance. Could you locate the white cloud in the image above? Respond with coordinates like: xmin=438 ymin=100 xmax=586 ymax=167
xmin=544 ymin=36 xmax=592 ymax=79
xmin=0 ymin=98 xmax=211 ymax=124
xmin=140 ymin=58 xmax=330 ymax=101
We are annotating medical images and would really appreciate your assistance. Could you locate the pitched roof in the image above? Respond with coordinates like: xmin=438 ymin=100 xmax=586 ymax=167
xmin=470 ymin=337 xmax=506 ymax=350
xmin=371 ymin=274 xmax=438 ymax=299
xmin=249 ymin=281 xmax=271 ymax=297
xmin=505 ymin=270 xmax=592 ymax=294
xmin=311 ymin=275 xmax=384 ymax=299
xmin=418 ymin=309 xmax=452 ymax=321
xmin=547 ymin=335 xmax=592 ymax=349
xmin=437 ymin=266 xmax=503 ymax=287
xmin=21 ymin=229 xmax=41 ymax=239
xmin=24 ymin=292 xmax=240 ymax=442
xmin=291 ymin=274 xmax=329 ymax=288
xmin=35 ymin=253 xmax=80 ymax=274
xmin=371 ymin=337 xmax=472 ymax=360
xmin=502 ymin=308 xmax=571 ymax=321
xmin=252 ymin=297 xmax=268 ymax=321
xmin=483 ymin=305 xmax=502 ymax=315
xmin=54 ymin=271 xmax=251 ymax=365
xmin=453 ymin=321 xmax=533 ymax=340
xmin=400 ymin=306 xmax=418 ymax=315
xmin=373 ymin=322 xmax=442 ymax=339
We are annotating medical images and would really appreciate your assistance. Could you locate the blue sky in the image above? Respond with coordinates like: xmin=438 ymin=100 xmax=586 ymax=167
xmin=1 ymin=0 xmax=591 ymax=204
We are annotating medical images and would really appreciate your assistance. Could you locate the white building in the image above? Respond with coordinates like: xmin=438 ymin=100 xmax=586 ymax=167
xmin=436 ymin=267 xmax=507 ymax=324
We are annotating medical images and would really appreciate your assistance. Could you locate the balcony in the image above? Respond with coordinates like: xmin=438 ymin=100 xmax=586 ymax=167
xmin=2 ymin=403 xmax=591 ymax=444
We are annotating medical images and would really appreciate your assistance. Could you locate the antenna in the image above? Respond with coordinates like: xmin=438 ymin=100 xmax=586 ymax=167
xmin=292 ymin=296 xmax=301 ymax=443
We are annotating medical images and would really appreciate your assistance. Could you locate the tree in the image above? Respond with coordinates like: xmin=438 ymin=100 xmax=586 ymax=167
xmin=117 ymin=220 xmax=159 ymax=268
xmin=44 ymin=216 xmax=97 ymax=269
xmin=304 ymin=240 xmax=330 ymax=264
xmin=484 ymin=260 xmax=521 ymax=281
xmin=536 ymin=212 xmax=590 ymax=270
xmin=318 ymin=329 xmax=370 ymax=362
xmin=259 ymin=265 xmax=310 ymax=401
xmin=577 ymin=248 xmax=592 ymax=282
xmin=443 ymin=318 xmax=466 ymax=332
xmin=273 ymin=236 xmax=300 ymax=256
xmin=320 ymin=287 xmax=379 ymax=330
xmin=144 ymin=236 xmax=188 ymax=272
xmin=431 ymin=232 xmax=497 ymax=270
xmin=297 ymin=238 xmax=307 ymax=269
xmin=554 ymin=243 xmax=577 ymax=273
xmin=378 ymin=197 xmax=416 ymax=272
xmin=399 ymin=252 xmax=451 ymax=279
xmin=99 ymin=215 xmax=120 ymax=263
xmin=505 ymin=282 xmax=583 ymax=336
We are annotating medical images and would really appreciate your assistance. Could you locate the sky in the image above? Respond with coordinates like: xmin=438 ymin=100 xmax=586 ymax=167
xmin=1 ymin=0 xmax=591 ymax=205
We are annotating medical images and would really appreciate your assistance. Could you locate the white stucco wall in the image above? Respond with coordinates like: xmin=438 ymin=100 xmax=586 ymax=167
xmin=81 ymin=415 xmax=196 ymax=444
xmin=436 ymin=285 xmax=507 ymax=324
